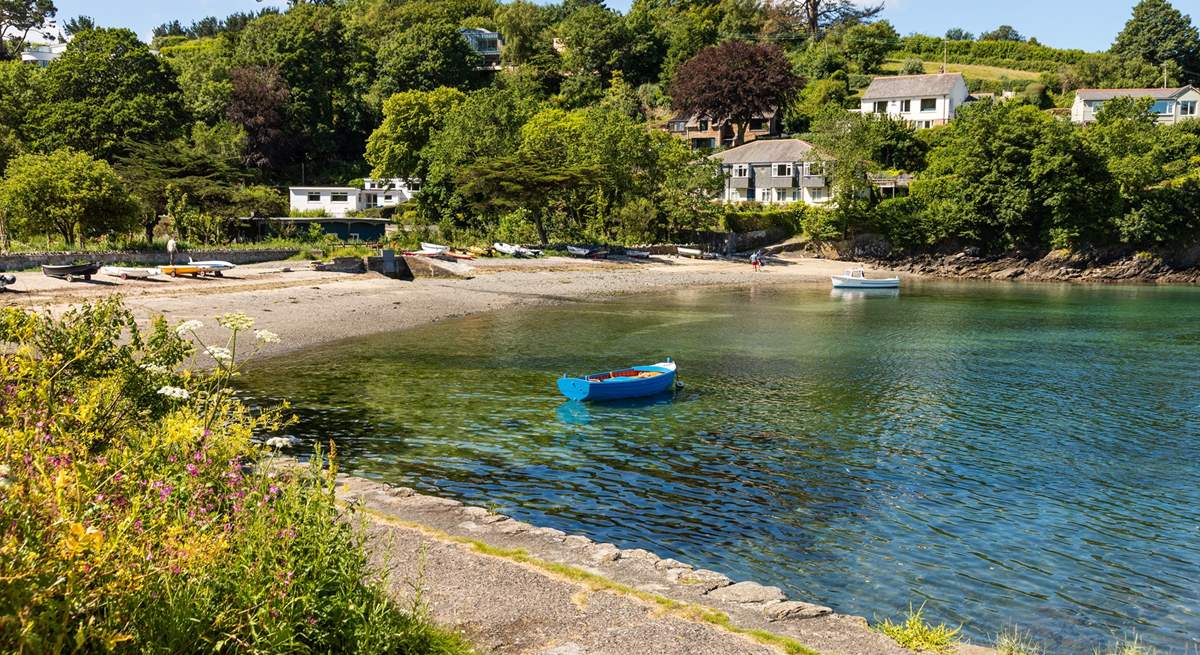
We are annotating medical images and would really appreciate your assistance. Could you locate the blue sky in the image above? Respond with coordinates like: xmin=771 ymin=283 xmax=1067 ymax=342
xmin=50 ymin=0 xmax=1147 ymax=53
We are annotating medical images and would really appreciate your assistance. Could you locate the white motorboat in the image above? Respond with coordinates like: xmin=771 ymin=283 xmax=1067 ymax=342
xmin=188 ymin=258 xmax=237 ymax=277
xmin=831 ymin=268 xmax=900 ymax=289
xmin=419 ymin=242 xmax=451 ymax=254
xmin=0 ymin=273 xmax=14 ymax=291
xmin=493 ymin=242 xmax=542 ymax=258
xmin=100 ymin=265 xmax=159 ymax=280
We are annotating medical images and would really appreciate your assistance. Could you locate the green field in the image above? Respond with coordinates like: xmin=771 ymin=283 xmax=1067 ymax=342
xmin=881 ymin=59 xmax=1043 ymax=82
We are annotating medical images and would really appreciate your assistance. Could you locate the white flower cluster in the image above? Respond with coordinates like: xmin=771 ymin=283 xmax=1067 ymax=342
xmin=205 ymin=346 xmax=233 ymax=364
xmin=0 ymin=464 xmax=10 ymax=489
xmin=254 ymin=329 xmax=281 ymax=344
xmin=218 ymin=312 xmax=255 ymax=331
xmin=265 ymin=436 xmax=302 ymax=449
xmin=139 ymin=362 xmax=171 ymax=375
xmin=175 ymin=320 xmax=203 ymax=336
xmin=156 ymin=386 xmax=190 ymax=400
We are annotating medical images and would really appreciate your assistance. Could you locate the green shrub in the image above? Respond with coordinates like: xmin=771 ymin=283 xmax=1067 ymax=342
xmin=876 ymin=604 xmax=961 ymax=654
xmin=800 ymin=206 xmax=844 ymax=241
xmin=290 ymin=208 xmax=329 ymax=218
xmin=0 ymin=299 xmax=471 ymax=654
xmin=872 ymin=196 xmax=927 ymax=250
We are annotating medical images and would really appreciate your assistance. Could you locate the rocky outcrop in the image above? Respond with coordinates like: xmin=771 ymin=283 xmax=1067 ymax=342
xmin=878 ymin=249 xmax=1200 ymax=284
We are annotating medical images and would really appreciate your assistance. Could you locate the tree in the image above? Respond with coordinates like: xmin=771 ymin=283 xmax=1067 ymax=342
xmin=226 ymin=65 xmax=291 ymax=171
xmin=372 ymin=21 xmax=480 ymax=98
xmin=911 ymin=101 xmax=1112 ymax=250
xmin=900 ymin=58 xmax=925 ymax=75
xmin=670 ymin=41 xmax=801 ymax=145
xmin=456 ymin=155 xmax=599 ymax=244
xmin=843 ymin=20 xmax=899 ymax=73
xmin=62 ymin=14 xmax=93 ymax=35
xmin=556 ymin=4 xmax=627 ymax=79
xmin=495 ymin=0 xmax=554 ymax=67
xmin=31 ymin=28 xmax=187 ymax=159
xmin=979 ymin=25 xmax=1025 ymax=42
xmin=945 ymin=28 xmax=974 ymax=41
xmin=776 ymin=0 xmax=884 ymax=38
xmin=0 ymin=60 xmax=36 ymax=141
xmin=365 ymin=87 xmax=467 ymax=180
xmin=0 ymin=0 xmax=56 ymax=60
xmin=1111 ymin=0 xmax=1200 ymax=85
xmin=0 ymin=149 xmax=138 ymax=247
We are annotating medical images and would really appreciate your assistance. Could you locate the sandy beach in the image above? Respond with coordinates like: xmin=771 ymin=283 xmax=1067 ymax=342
xmin=2 ymin=254 xmax=886 ymax=358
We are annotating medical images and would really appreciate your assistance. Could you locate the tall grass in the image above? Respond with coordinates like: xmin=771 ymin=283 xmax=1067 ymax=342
xmin=0 ymin=299 xmax=472 ymax=654
xmin=876 ymin=604 xmax=961 ymax=653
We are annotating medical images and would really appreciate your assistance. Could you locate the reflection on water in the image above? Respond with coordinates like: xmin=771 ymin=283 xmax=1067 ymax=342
xmin=239 ymin=281 xmax=1200 ymax=653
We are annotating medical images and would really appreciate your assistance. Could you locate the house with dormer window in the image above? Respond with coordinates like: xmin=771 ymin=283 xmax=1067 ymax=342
xmin=713 ymin=139 xmax=832 ymax=206
xmin=1071 ymin=86 xmax=1200 ymax=125
xmin=663 ymin=110 xmax=780 ymax=150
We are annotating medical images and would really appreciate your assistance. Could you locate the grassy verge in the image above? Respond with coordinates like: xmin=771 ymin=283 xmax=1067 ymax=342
xmin=881 ymin=59 xmax=1042 ymax=82
xmin=0 ymin=299 xmax=472 ymax=654
xmin=354 ymin=506 xmax=820 ymax=655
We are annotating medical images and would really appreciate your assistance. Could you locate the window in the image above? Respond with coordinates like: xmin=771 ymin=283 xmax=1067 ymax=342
xmin=873 ymin=101 xmax=888 ymax=114
xmin=731 ymin=164 xmax=749 ymax=177
xmin=775 ymin=188 xmax=788 ymax=202
xmin=792 ymin=189 xmax=800 ymax=201
xmin=306 ymin=192 xmax=320 ymax=202
xmin=331 ymin=192 xmax=349 ymax=203
xmin=698 ymin=119 xmax=709 ymax=131
xmin=1152 ymin=100 xmax=1174 ymax=115
xmin=1182 ymin=100 xmax=1197 ymax=116
xmin=669 ymin=121 xmax=687 ymax=132
xmin=774 ymin=163 xmax=793 ymax=177
xmin=920 ymin=98 xmax=937 ymax=112
xmin=900 ymin=99 xmax=912 ymax=112
xmin=808 ymin=161 xmax=826 ymax=176
xmin=810 ymin=187 xmax=826 ymax=201
xmin=409 ymin=181 xmax=421 ymax=191
xmin=384 ymin=195 xmax=393 ymax=201
xmin=747 ymin=188 xmax=755 ymax=201
xmin=749 ymin=118 xmax=767 ymax=131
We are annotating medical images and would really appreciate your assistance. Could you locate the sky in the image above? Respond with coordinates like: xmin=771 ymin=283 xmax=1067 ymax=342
xmin=46 ymin=0 xmax=1147 ymax=53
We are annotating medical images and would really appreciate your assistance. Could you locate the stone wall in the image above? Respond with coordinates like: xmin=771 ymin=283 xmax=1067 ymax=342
xmin=0 ymin=249 xmax=299 ymax=271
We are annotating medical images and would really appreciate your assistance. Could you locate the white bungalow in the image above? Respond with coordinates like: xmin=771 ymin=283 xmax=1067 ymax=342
xmin=1071 ymin=86 xmax=1200 ymax=125
xmin=288 ymin=178 xmax=420 ymax=218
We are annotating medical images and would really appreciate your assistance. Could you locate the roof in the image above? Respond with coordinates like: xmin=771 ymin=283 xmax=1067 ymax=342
xmin=1075 ymin=86 xmax=1196 ymax=101
xmin=289 ymin=186 xmax=359 ymax=192
xmin=861 ymin=73 xmax=966 ymax=100
xmin=713 ymin=139 xmax=817 ymax=164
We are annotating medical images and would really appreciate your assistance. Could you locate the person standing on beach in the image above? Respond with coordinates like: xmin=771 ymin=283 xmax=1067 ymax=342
xmin=167 ymin=236 xmax=177 ymax=265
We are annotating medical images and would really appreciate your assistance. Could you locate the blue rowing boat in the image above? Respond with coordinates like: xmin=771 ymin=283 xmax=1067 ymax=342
xmin=556 ymin=359 xmax=678 ymax=402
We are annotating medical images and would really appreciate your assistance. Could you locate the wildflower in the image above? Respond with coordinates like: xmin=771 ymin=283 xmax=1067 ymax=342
xmin=156 ymin=386 xmax=190 ymax=400
xmin=205 ymin=347 xmax=233 ymax=364
xmin=186 ymin=464 xmax=199 ymax=477
xmin=264 ymin=436 xmax=300 ymax=449
xmin=139 ymin=362 xmax=171 ymax=375
xmin=254 ymin=329 xmax=281 ymax=344
xmin=217 ymin=312 xmax=254 ymax=331
xmin=175 ymin=320 xmax=203 ymax=336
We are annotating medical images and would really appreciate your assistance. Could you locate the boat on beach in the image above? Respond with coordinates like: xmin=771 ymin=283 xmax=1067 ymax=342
xmin=188 ymin=258 xmax=237 ymax=276
xmin=494 ymin=242 xmax=542 ymax=258
xmin=831 ymin=268 xmax=900 ymax=289
xmin=621 ymin=249 xmax=651 ymax=259
xmin=556 ymin=360 xmax=678 ymax=402
xmin=0 ymin=273 xmax=14 ymax=291
xmin=567 ymin=245 xmax=609 ymax=258
xmin=419 ymin=242 xmax=450 ymax=254
xmin=677 ymin=247 xmax=704 ymax=259
xmin=42 ymin=262 xmax=100 ymax=282
xmin=159 ymin=264 xmax=203 ymax=277
xmin=100 ymin=266 xmax=158 ymax=280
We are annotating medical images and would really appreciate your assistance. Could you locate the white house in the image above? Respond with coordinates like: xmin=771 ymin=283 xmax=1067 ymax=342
xmin=860 ymin=73 xmax=970 ymax=128
xmin=713 ymin=139 xmax=832 ymax=206
xmin=288 ymin=178 xmax=420 ymax=218
xmin=1071 ymin=86 xmax=1200 ymax=125
xmin=20 ymin=42 xmax=68 ymax=66
xmin=4 ymin=19 xmax=69 ymax=66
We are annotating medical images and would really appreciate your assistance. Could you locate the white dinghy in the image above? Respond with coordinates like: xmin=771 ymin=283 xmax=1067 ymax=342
xmin=831 ymin=268 xmax=900 ymax=289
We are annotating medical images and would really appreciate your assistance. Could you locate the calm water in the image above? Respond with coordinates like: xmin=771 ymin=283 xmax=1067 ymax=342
xmin=239 ymin=281 xmax=1200 ymax=652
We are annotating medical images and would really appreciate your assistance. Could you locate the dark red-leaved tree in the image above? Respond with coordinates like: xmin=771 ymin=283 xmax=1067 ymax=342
xmin=226 ymin=65 xmax=292 ymax=171
xmin=669 ymin=41 xmax=802 ymax=146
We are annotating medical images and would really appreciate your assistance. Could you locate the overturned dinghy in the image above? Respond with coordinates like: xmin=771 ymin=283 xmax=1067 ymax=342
xmin=494 ymin=242 xmax=543 ymax=258
xmin=556 ymin=359 xmax=678 ymax=402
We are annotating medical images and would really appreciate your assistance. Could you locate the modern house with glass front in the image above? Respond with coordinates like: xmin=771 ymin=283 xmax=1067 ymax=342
xmin=287 ymin=178 xmax=420 ymax=217
xmin=1071 ymin=86 xmax=1200 ymax=125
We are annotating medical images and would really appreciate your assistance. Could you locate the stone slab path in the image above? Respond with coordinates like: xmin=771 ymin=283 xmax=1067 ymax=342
xmin=335 ymin=473 xmax=995 ymax=655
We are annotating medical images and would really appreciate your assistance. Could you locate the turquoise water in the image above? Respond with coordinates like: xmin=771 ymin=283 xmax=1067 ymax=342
xmin=239 ymin=281 xmax=1200 ymax=653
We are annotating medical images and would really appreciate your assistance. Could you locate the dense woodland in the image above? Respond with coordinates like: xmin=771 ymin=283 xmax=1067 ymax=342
xmin=0 ymin=0 xmax=1199 ymax=255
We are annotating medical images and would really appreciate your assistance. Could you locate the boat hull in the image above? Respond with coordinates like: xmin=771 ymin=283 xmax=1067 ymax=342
xmin=159 ymin=265 xmax=203 ymax=277
xmin=42 ymin=263 xmax=100 ymax=281
xmin=830 ymin=275 xmax=900 ymax=289
xmin=100 ymin=266 xmax=157 ymax=279
xmin=557 ymin=362 xmax=677 ymax=402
